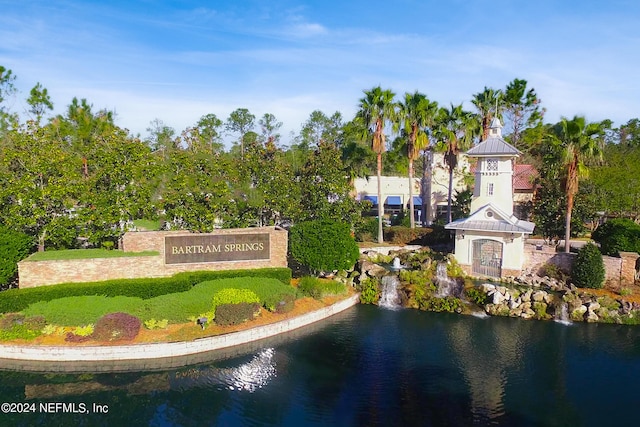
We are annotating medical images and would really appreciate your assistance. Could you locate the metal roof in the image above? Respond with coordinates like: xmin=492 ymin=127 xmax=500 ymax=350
xmin=467 ymin=137 xmax=520 ymax=157
xmin=445 ymin=218 xmax=535 ymax=233
xmin=444 ymin=202 xmax=536 ymax=234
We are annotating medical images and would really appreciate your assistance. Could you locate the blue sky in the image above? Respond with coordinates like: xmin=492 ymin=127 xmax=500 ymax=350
xmin=1 ymin=0 xmax=639 ymax=145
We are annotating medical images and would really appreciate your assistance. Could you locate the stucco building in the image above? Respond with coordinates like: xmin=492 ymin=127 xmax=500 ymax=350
xmin=445 ymin=118 xmax=535 ymax=278
xmin=353 ymin=153 xmax=469 ymax=224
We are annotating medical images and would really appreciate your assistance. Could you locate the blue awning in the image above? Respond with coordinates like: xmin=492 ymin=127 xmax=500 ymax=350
xmin=407 ymin=196 xmax=422 ymax=207
xmin=363 ymin=195 xmax=378 ymax=205
xmin=385 ymin=196 xmax=402 ymax=205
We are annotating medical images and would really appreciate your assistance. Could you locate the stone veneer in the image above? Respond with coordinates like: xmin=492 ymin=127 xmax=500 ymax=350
xmin=0 ymin=294 xmax=359 ymax=371
xmin=18 ymin=227 xmax=288 ymax=288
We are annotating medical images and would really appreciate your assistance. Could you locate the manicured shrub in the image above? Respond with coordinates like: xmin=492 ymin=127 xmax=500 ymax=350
xmin=0 ymin=267 xmax=291 ymax=314
xmin=211 ymin=288 xmax=261 ymax=308
xmin=22 ymin=295 xmax=144 ymax=325
xmin=289 ymin=220 xmax=359 ymax=273
xmin=592 ymin=218 xmax=640 ymax=256
xmin=298 ymin=276 xmax=346 ymax=300
xmin=0 ymin=225 xmax=34 ymax=288
xmin=571 ymin=243 xmax=605 ymax=289
xmin=214 ymin=303 xmax=260 ymax=326
xmin=92 ymin=312 xmax=141 ymax=342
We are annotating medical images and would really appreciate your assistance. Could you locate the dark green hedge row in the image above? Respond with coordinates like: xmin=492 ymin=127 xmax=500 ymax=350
xmin=0 ymin=268 xmax=291 ymax=314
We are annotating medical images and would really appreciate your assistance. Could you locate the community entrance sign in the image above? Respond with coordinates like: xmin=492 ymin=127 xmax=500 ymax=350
xmin=165 ymin=233 xmax=270 ymax=264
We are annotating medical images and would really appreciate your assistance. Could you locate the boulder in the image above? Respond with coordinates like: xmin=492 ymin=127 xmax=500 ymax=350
xmin=585 ymin=310 xmax=599 ymax=323
xmin=532 ymin=291 xmax=547 ymax=302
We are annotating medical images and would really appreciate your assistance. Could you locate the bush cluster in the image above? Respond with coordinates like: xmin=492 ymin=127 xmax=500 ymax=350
xmin=275 ymin=294 xmax=295 ymax=314
xmin=384 ymin=226 xmax=428 ymax=245
xmin=357 ymin=277 xmax=379 ymax=304
xmin=0 ymin=313 xmax=44 ymax=341
xmin=592 ymin=218 xmax=640 ymax=256
xmin=22 ymin=295 xmax=143 ymax=325
xmin=417 ymin=295 xmax=462 ymax=313
xmin=0 ymin=267 xmax=291 ymax=314
xmin=92 ymin=312 xmax=141 ymax=342
xmin=465 ymin=287 xmax=488 ymax=305
xmin=354 ymin=217 xmax=378 ymax=242
xmin=289 ymin=220 xmax=359 ymax=273
xmin=214 ymin=303 xmax=260 ymax=326
xmin=298 ymin=276 xmax=346 ymax=300
xmin=17 ymin=276 xmax=298 ymax=327
xmin=0 ymin=225 xmax=34 ymax=288
xmin=571 ymin=243 xmax=605 ymax=289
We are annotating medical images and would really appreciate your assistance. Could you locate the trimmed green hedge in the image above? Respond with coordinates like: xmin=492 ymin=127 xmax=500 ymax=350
xmin=17 ymin=276 xmax=297 ymax=325
xmin=0 ymin=268 xmax=291 ymax=314
xmin=289 ymin=220 xmax=359 ymax=273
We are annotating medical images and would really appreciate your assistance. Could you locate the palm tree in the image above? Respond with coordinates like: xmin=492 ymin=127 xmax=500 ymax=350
xmin=548 ymin=116 xmax=604 ymax=252
xmin=399 ymin=91 xmax=438 ymax=228
xmin=472 ymin=87 xmax=503 ymax=141
xmin=435 ymin=104 xmax=479 ymax=223
xmin=357 ymin=86 xmax=398 ymax=243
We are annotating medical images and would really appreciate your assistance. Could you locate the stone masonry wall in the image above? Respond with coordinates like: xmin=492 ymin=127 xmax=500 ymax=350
xmin=18 ymin=227 xmax=288 ymax=288
xmin=522 ymin=243 xmax=639 ymax=289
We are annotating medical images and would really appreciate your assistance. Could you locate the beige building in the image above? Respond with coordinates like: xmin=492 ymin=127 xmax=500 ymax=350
xmin=445 ymin=118 xmax=535 ymax=278
xmin=353 ymin=153 xmax=470 ymax=224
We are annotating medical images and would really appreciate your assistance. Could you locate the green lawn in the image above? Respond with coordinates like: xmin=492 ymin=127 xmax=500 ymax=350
xmin=133 ymin=219 xmax=161 ymax=231
xmin=27 ymin=249 xmax=159 ymax=261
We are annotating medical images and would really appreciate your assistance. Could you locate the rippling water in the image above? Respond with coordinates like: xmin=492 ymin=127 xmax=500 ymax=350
xmin=1 ymin=305 xmax=640 ymax=426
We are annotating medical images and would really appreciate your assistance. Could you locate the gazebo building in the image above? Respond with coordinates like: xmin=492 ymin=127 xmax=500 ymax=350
xmin=445 ymin=118 xmax=535 ymax=278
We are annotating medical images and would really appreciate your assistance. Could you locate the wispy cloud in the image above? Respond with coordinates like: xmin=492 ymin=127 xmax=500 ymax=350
xmin=1 ymin=0 xmax=639 ymax=143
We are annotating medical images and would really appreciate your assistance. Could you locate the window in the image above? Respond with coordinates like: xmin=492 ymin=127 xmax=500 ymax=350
xmin=488 ymin=183 xmax=494 ymax=196
xmin=486 ymin=159 xmax=498 ymax=171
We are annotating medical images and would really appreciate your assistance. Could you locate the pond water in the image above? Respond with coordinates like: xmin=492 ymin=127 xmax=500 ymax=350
xmin=1 ymin=305 xmax=639 ymax=426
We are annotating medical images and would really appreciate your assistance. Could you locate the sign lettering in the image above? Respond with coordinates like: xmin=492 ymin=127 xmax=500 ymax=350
xmin=165 ymin=234 xmax=270 ymax=264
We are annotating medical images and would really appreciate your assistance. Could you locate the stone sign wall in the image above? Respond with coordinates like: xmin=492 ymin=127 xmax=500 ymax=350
xmin=18 ymin=227 xmax=288 ymax=288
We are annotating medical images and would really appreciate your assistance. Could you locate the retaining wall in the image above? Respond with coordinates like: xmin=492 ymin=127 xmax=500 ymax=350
xmin=522 ymin=243 xmax=638 ymax=289
xmin=0 ymin=294 xmax=359 ymax=369
xmin=18 ymin=227 xmax=288 ymax=288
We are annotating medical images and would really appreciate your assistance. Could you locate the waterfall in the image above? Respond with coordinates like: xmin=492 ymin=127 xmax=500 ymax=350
xmin=434 ymin=262 xmax=462 ymax=298
xmin=379 ymin=275 xmax=402 ymax=309
xmin=555 ymin=302 xmax=572 ymax=325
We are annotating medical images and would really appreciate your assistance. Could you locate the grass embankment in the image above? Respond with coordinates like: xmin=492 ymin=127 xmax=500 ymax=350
xmin=27 ymin=249 xmax=159 ymax=261
xmin=0 ymin=272 xmax=352 ymax=345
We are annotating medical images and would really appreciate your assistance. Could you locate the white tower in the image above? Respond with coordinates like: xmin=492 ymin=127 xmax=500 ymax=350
xmin=468 ymin=118 xmax=519 ymax=215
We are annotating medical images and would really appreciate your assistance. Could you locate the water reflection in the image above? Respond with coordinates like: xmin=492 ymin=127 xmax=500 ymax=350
xmin=171 ymin=348 xmax=277 ymax=392
xmin=1 ymin=306 xmax=640 ymax=426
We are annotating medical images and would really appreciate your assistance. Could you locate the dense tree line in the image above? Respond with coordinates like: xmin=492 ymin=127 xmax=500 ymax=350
xmin=0 ymin=65 xmax=639 ymax=252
